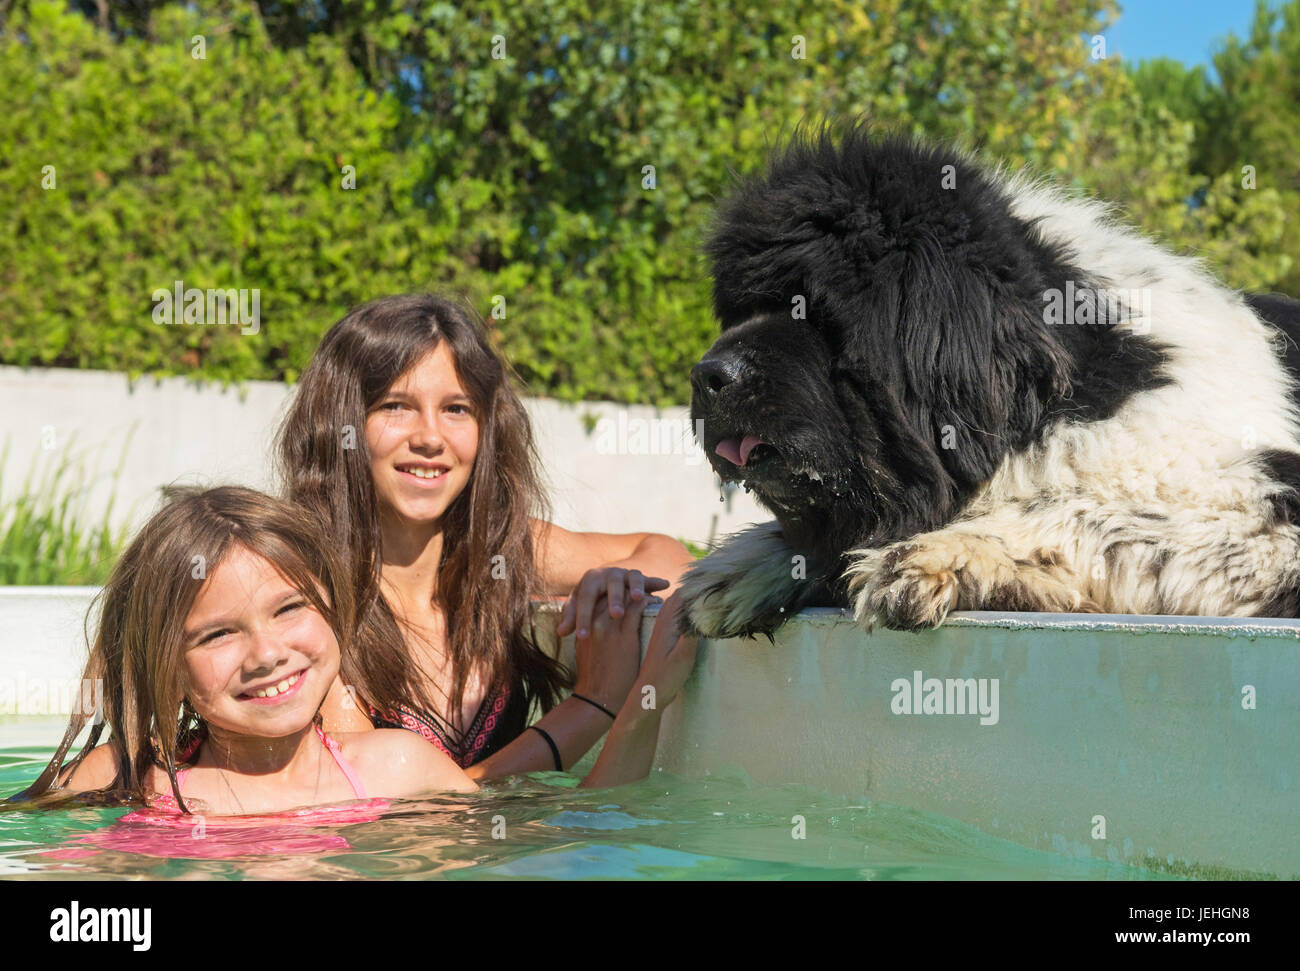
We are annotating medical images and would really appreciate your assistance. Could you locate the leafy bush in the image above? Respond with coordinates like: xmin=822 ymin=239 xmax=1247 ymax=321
xmin=1 ymin=0 xmax=1296 ymax=408
xmin=0 ymin=441 xmax=128 ymax=585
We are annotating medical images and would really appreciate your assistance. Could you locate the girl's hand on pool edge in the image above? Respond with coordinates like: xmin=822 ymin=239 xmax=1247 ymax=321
xmin=556 ymin=567 xmax=669 ymax=639
xmin=572 ymin=590 xmax=657 ymax=712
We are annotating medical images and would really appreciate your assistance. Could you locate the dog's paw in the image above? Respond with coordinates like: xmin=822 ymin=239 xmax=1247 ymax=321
xmin=675 ymin=521 xmax=807 ymax=640
xmin=844 ymin=533 xmax=1097 ymax=631
xmin=676 ymin=600 xmax=784 ymax=642
xmin=677 ymin=584 xmax=789 ymax=642
xmin=847 ymin=542 xmax=961 ymax=631
xmin=677 ymin=559 xmax=791 ymax=641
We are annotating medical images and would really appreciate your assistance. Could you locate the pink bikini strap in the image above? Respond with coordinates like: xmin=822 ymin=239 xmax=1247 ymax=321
xmin=164 ymin=729 xmax=203 ymax=799
xmin=165 ymin=727 xmax=368 ymax=802
xmin=154 ymin=766 xmax=192 ymax=808
xmin=315 ymin=723 xmax=369 ymax=799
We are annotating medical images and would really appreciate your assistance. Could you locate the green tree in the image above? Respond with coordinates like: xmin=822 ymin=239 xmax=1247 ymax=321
xmin=2 ymin=0 xmax=1295 ymax=406
xmin=1203 ymin=0 xmax=1300 ymax=293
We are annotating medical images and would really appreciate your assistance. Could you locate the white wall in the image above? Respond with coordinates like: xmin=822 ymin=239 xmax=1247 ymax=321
xmin=0 ymin=365 xmax=767 ymax=548
xmin=0 ymin=587 xmax=101 ymax=717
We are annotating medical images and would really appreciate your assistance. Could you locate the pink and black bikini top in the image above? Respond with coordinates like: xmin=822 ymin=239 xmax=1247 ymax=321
xmin=369 ymin=678 xmax=528 ymax=768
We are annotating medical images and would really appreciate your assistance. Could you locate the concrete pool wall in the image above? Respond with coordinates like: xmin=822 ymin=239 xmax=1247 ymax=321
xmin=3 ymin=587 xmax=1296 ymax=877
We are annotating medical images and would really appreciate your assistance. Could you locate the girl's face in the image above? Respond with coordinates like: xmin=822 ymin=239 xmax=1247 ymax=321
xmin=365 ymin=342 xmax=479 ymax=529
xmin=181 ymin=546 xmax=339 ymax=738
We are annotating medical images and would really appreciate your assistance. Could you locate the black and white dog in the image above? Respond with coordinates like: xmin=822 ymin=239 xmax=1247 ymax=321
xmin=678 ymin=124 xmax=1300 ymax=638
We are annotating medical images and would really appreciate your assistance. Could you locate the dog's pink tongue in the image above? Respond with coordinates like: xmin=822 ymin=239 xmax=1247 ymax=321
xmin=714 ymin=434 xmax=767 ymax=466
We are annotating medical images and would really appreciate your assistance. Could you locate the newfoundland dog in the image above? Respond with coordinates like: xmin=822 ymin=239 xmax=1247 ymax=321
xmin=677 ymin=123 xmax=1300 ymax=638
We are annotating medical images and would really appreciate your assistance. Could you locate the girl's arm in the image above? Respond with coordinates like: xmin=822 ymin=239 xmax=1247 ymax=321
xmin=580 ymin=593 xmax=698 ymax=789
xmin=531 ymin=519 xmax=695 ymax=598
xmin=343 ymin=525 xmax=695 ymax=783
xmin=464 ymin=695 xmax=622 ymax=781
xmin=325 ymin=586 xmax=651 ymax=783
xmin=532 ymin=518 xmax=695 ymax=643
xmin=467 ymin=520 xmax=692 ymax=781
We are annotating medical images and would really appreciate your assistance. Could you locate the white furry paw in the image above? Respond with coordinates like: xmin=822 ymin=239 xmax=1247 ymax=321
xmin=677 ymin=521 xmax=805 ymax=639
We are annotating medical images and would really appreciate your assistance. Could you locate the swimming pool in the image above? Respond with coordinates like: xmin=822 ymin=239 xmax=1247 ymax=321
xmin=0 ymin=725 xmax=1173 ymax=880
xmin=3 ymin=593 xmax=1295 ymax=879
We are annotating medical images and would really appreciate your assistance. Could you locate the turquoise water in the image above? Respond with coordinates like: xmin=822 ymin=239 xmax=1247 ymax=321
xmin=0 ymin=737 xmax=1176 ymax=880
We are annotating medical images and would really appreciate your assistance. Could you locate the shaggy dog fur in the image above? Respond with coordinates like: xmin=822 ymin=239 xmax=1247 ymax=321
xmin=677 ymin=124 xmax=1300 ymax=638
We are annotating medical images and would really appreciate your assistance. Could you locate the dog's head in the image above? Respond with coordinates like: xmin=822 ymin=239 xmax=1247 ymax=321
xmin=691 ymin=125 xmax=1083 ymax=559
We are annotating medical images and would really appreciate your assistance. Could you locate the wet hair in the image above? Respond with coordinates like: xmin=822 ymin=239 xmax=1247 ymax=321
xmin=13 ymin=486 xmax=354 ymax=813
xmin=275 ymin=293 xmax=568 ymax=743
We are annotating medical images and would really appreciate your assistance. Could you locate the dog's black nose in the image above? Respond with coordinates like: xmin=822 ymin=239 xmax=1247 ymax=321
xmin=691 ymin=353 xmax=743 ymax=398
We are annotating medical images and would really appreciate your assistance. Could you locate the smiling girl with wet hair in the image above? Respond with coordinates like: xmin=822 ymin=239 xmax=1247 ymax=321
xmin=18 ymin=486 xmax=475 ymax=814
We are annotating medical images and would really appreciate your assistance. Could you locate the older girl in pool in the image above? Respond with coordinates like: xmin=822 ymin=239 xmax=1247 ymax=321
xmin=276 ymin=294 xmax=695 ymax=778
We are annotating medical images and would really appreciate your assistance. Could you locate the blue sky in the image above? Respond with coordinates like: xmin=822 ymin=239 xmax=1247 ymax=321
xmin=1106 ymin=0 xmax=1270 ymax=69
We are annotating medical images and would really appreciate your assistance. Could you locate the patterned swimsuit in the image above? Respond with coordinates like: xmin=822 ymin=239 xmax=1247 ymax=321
xmin=369 ymin=678 xmax=529 ymax=768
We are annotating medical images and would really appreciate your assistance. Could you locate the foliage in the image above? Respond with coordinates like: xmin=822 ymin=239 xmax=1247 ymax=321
xmin=0 ymin=441 xmax=128 ymax=585
xmin=1199 ymin=0 xmax=1300 ymax=294
xmin=0 ymin=1 xmax=473 ymax=386
xmin=1 ymin=0 xmax=1297 ymax=407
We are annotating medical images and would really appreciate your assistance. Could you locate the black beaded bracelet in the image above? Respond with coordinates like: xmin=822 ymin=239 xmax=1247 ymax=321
xmin=529 ymin=725 xmax=563 ymax=771
xmin=571 ymin=691 xmax=617 ymax=720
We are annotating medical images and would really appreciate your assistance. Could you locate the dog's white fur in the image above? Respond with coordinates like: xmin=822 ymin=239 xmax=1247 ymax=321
xmin=684 ymin=173 xmax=1300 ymax=634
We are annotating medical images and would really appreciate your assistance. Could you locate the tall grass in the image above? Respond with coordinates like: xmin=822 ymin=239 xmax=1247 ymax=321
xmin=0 ymin=436 xmax=131 ymax=586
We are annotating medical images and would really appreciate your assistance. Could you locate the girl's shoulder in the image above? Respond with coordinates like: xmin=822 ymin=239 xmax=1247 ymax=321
xmin=59 ymin=740 xmax=201 ymax=806
xmin=333 ymin=728 xmax=476 ymax=794
xmin=333 ymin=727 xmax=443 ymax=768
xmin=58 ymin=740 xmax=123 ymax=792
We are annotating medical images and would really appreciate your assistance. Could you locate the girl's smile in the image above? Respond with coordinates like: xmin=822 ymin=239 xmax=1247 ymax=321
xmin=394 ymin=461 xmax=451 ymax=487
xmin=237 ymin=667 xmax=309 ymax=703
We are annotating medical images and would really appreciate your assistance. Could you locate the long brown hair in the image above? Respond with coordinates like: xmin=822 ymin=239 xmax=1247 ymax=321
xmin=14 ymin=486 xmax=356 ymax=813
xmin=275 ymin=293 xmax=568 ymax=737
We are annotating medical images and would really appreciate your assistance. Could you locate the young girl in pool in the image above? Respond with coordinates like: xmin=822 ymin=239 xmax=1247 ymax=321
xmin=18 ymin=486 xmax=478 ymax=815
xmin=17 ymin=486 xmax=693 ymax=818
xmin=277 ymin=293 xmax=696 ymax=777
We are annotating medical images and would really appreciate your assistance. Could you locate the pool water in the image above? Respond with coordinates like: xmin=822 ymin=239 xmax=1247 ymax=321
xmin=0 ymin=738 xmax=1176 ymax=880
